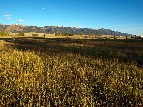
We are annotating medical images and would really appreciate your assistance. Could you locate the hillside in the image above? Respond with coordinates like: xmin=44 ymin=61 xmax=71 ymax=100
xmin=0 ymin=24 xmax=133 ymax=36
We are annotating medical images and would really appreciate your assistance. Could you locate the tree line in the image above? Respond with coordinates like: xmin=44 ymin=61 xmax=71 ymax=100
xmin=0 ymin=31 xmax=9 ymax=36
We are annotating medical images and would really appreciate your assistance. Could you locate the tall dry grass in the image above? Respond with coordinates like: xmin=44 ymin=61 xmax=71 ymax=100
xmin=0 ymin=38 xmax=143 ymax=106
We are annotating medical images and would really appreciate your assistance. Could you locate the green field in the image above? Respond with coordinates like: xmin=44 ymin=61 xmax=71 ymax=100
xmin=0 ymin=36 xmax=143 ymax=106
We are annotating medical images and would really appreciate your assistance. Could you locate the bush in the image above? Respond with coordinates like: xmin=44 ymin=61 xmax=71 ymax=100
xmin=15 ymin=33 xmax=24 ymax=36
xmin=43 ymin=34 xmax=46 ymax=38
xmin=32 ymin=34 xmax=38 ymax=37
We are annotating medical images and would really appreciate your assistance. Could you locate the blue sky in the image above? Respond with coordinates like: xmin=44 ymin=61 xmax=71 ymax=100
xmin=0 ymin=0 xmax=143 ymax=35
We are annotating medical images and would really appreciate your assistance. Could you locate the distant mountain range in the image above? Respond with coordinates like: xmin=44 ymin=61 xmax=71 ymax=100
xmin=0 ymin=24 xmax=134 ymax=36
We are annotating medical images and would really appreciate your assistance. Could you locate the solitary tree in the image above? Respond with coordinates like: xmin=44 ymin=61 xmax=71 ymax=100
xmin=43 ymin=34 xmax=46 ymax=38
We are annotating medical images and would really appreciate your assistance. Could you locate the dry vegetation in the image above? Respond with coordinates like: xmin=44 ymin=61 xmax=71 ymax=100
xmin=0 ymin=35 xmax=143 ymax=106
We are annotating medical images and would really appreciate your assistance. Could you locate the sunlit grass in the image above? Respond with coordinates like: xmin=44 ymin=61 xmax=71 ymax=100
xmin=0 ymin=38 xmax=143 ymax=106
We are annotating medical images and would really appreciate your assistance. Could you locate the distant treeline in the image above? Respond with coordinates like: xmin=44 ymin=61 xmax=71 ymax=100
xmin=0 ymin=31 xmax=9 ymax=36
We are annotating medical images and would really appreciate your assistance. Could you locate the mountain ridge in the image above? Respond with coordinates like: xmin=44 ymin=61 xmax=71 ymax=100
xmin=0 ymin=23 xmax=133 ymax=36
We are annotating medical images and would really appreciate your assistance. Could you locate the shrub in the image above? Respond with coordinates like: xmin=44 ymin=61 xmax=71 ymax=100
xmin=32 ymin=34 xmax=38 ymax=37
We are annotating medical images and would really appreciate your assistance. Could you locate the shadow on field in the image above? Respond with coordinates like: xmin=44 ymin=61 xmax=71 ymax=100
xmin=1 ymin=37 xmax=143 ymax=67
xmin=0 ymin=37 xmax=16 ymax=42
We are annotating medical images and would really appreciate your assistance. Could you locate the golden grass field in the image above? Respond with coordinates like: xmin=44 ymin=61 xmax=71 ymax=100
xmin=1 ymin=35 xmax=143 ymax=106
